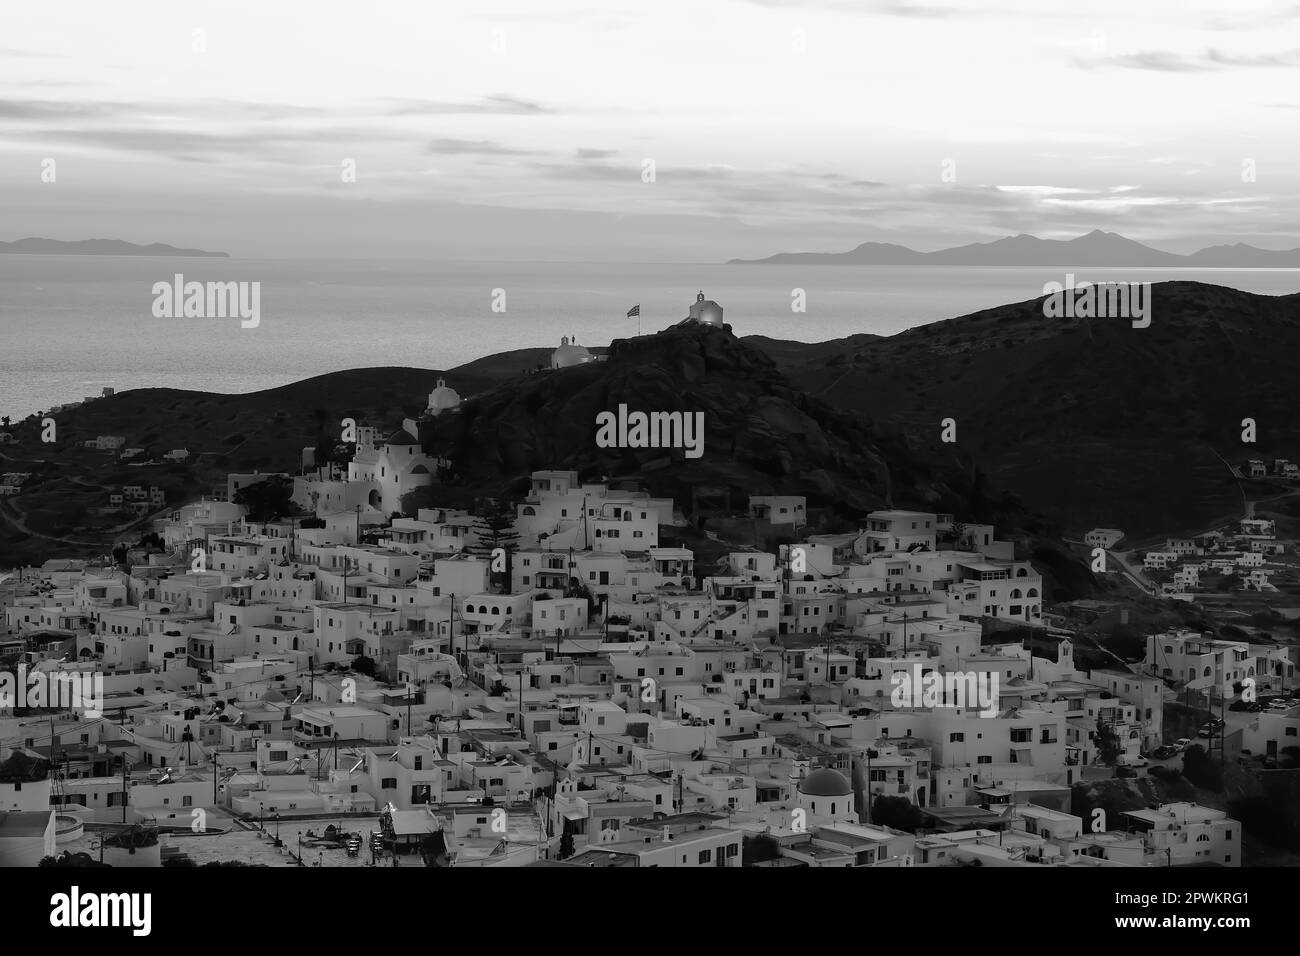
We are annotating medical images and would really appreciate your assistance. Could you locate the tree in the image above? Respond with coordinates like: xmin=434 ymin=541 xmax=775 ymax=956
xmin=870 ymin=795 xmax=925 ymax=833
xmin=1070 ymin=782 xmax=1141 ymax=831
xmin=1181 ymin=744 xmax=1224 ymax=792
xmin=233 ymin=475 xmax=295 ymax=523
xmin=558 ymin=823 xmax=575 ymax=860
xmin=471 ymin=497 xmax=519 ymax=593
xmin=1094 ymin=724 xmax=1121 ymax=766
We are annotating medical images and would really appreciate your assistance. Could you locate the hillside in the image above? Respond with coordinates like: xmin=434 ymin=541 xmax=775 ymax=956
xmin=0 ymin=325 xmax=963 ymax=565
xmin=415 ymin=322 xmax=938 ymax=515
xmin=0 ymin=366 xmax=509 ymax=564
xmin=748 ymin=281 xmax=1300 ymax=537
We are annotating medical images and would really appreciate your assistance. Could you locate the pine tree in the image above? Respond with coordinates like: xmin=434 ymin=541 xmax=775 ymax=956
xmin=471 ymin=497 xmax=519 ymax=594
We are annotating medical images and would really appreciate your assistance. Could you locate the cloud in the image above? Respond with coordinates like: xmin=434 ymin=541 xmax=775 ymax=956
xmin=428 ymin=138 xmax=534 ymax=156
xmin=739 ymin=0 xmax=989 ymax=16
xmin=576 ymin=147 xmax=618 ymax=160
xmin=1205 ymin=5 xmax=1300 ymax=29
xmin=0 ymin=47 xmax=55 ymax=58
xmin=1077 ymin=47 xmax=1300 ymax=71
xmin=384 ymin=94 xmax=551 ymax=115
xmin=0 ymin=98 xmax=329 ymax=122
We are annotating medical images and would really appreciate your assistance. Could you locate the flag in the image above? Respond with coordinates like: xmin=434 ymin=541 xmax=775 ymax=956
xmin=627 ymin=305 xmax=640 ymax=318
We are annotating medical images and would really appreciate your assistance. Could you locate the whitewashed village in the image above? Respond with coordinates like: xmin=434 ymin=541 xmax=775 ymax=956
xmin=3 ymin=296 xmax=1298 ymax=870
xmin=0 ymin=316 xmax=1281 ymax=868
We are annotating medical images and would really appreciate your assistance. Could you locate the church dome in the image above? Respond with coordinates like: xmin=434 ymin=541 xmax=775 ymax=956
xmin=798 ymin=767 xmax=851 ymax=797
xmin=427 ymin=378 xmax=461 ymax=415
xmin=552 ymin=336 xmax=594 ymax=369
xmin=687 ymin=291 xmax=724 ymax=326
xmin=384 ymin=429 xmax=419 ymax=447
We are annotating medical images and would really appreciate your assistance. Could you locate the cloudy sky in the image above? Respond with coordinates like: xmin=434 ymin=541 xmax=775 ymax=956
xmin=3 ymin=0 xmax=1300 ymax=260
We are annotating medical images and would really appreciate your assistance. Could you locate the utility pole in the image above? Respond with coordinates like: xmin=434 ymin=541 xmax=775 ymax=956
xmin=825 ymin=634 xmax=831 ymax=688
xmin=406 ymin=685 xmax=412 ymax=737
xmin=518 ymin=669 xmax=524 ymax=737
xmin=121 ymin=754 xmax=128 ymax=823
xmin=865 ymin=748 xmax=874 ymax=824
xmin=212 ymin=751 xmax=218 ymax=804
xmin=1219 ymin=692 xmax=1225 ymax=767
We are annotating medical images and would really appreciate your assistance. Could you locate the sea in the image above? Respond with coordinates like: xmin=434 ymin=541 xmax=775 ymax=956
xmin=2 ymin=255 xmax=1298 ymax=420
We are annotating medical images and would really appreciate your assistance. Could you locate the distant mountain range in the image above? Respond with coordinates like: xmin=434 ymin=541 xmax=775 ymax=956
xmin=729 ymin=230 xmax=1300 ymax=267
xmin=0 ymin=238 xmax=229 ymax=257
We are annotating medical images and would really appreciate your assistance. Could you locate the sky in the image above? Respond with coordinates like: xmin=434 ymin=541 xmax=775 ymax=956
xmin=3 ymin=0 xmax=1300 ymax=260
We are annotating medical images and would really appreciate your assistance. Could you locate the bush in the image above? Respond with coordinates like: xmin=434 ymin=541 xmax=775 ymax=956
xmin=870 ymin=795 xmax=924 ymax=833
xmin=1181 ymin=745 xmax=1225 ymax=792
xmin=1228 ymin=796 xmax=1300 ymax=851
xmin=742 ymin=833 xmax=781 ymax=866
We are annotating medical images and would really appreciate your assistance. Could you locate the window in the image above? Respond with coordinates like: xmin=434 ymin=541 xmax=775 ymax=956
xmin=698 ymin=849 xmax=712 ymax=864
xmin=949 ymin=732 xmax=964 ymax=742
xmin=381 ymin=777 xmax=397 ymax=789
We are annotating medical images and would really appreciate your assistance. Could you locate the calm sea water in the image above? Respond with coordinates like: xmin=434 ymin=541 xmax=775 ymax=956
xmin=2 ymin=256 xmax=1298 ymax=419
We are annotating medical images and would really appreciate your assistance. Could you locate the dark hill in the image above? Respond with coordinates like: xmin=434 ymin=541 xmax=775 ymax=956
xmin=417 ymin=322 xmax=940 ymax=516
xmin=750 ymin=281 xmax=1300 ymax=537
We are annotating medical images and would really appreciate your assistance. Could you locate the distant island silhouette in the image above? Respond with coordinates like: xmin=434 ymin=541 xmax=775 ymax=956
xmin=729 ymin=229 xmax=1300 ymax=267
xmin=0 ymin=238 xmax=229 ymax=257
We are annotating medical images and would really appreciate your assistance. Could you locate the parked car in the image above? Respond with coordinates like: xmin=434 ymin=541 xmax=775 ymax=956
xmin=1152 ymin=745 xmax=1178 ymax=760
xmin=1197 ymin=725 xmax=1217 ymax=738
xmin=1116 ymin=766 xmax=1138 ymax=779
xmin=1230 ymin=700 xmax=1250 ymax=712
xmin=1174 ymin=738 xmax=1192 ymax=752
